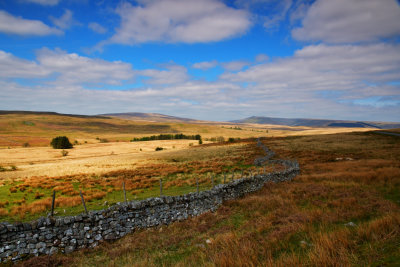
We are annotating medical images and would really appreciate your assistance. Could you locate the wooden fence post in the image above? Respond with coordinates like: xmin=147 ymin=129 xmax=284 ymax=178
xmin=79 ymin=190 xmax=88 ymax=215
xmin=123 ymin=181 xmax=127 ymax=203
xmin=159 ymin=179 xmax=163 ymax=196
xmin=50 ymin=190 xmax=56 ymax=217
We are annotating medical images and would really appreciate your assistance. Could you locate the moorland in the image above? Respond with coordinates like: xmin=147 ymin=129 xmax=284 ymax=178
xmin=0 ymin=111 xmax=399 ymax=266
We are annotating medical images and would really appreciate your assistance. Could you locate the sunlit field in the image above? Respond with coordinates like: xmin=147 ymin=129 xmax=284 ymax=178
xmin=0 ymin=138 xmax=270 ymax=222
xmin=1 ymin=112 xmax=397 ymax=266
xmin=0 ymin=112 xmax=371 ymax=148
xmin=13 ymin=130 xmax=400 ymax=267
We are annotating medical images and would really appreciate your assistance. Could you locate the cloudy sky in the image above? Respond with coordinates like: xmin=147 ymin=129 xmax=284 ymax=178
xmin=0 ymin=0 xmax=399 ymax=122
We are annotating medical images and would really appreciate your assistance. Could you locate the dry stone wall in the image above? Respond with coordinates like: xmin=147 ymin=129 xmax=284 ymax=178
xmin=0 ymin=140 xmax=300 ymax=263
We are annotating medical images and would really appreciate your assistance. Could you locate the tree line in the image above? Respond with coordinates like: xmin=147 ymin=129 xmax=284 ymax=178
xmin=131 ymin=134 xmax=202 ymax=142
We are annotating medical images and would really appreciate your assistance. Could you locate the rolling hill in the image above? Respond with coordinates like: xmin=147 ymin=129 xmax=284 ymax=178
xmin=231 ymin=116 xmax=400 ymax=129
xmin=101 ymin=112 xmax=200 ymax=123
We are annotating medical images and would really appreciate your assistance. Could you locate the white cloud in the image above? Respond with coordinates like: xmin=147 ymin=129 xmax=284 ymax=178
xmin=292 ymin=0 xmax=400 ymax=43
xmin=108 ymin=0 xmax=251 ymax=45
xmin=1 ymin=45 xmax=399 ymax=122
xmin=221 ymin=60 xmax=249 ymax=71
xmin=35 ymin=48 xmax=135 ymax=86
xmin=88 ymin=22 xmax=107 ymax=34
xmin=50 ymin=9 xmax=79 ymax=30
xmin=0 ymin=10 xmax=62 ymax=36
xmin=139 ymin=64 xmax=189 ymax=85
xmin=235 ymin=0 xmax=293 ymax=31
xmin=255 ymin=54 xmax=269 ymax=62
xmin=0 ymin=50 xmax=50 ymax=78
xmin=21 ymin=0 xmax=60 ymax=6
xmin=222 ymin=43 xmax=400 ymax=103
xmin=192 ymin=60 xmax=218 ymax=70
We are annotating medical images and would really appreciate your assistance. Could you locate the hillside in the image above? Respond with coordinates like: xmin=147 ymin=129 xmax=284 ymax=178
xmin=0 ymin=111 xmax=281 ymax=147
xmin=232 ymin=116 xmax=400 ymax=129
xmin=101 ymin=112 xmax=200 ymax=123
xmin=16 ymin=131 xmax=400 ymax=266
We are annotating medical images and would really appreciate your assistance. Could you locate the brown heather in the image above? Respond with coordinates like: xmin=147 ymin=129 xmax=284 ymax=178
xmin=12 ymin=131 xmax=400 ymax=266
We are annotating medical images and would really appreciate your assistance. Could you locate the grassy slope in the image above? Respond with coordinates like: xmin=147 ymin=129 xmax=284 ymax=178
xmin=13 ymin=131 xmax=400 ymax=267
xmin=0 ymin=113 xmax=269 ymax=147
xmin=0 ymin=112 xmax=371 ymax=148
xmin=0 ymin=141 xmax=263 ymax=222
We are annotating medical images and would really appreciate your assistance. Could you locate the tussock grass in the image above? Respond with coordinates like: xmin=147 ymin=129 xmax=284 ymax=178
xmin=13 ymin=131 xmax=400 ymax=266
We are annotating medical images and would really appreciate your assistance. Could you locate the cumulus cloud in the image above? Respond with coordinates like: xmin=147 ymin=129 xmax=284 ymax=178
xmin=49 ymin=9 xmax=80 ymax=30
xmin=88 ymin=22 xmax=107 ymax=34
xmin=108 ymin=0 xmax=251 ymax=44
xmin=255 ymin=54 xmax=269 ymax=62
xmin=35 ymin=48 xmax=134 ymax=86
xmin=21 ymin=0 xmax=60 ymax=6
xmin=292 ymin=0 xmax=400 ymax=43
xmin=222 ymin=43 xmax=400 ymax=105
xmin=1 ymin=44 xmax=399 ymax=121
xmin=192 ymin=60 xmax=218 ymax=70
xmin=0 ymin=50 xmax=50 ymax=78
xmin=222 ymin=60 xmax=250 ymax=71
xmin=235 ymin=0 xmax=293 ymax=31
xmin=139 ymin=64 xmax=189 ymax=85
xmin=0 ymin=10 xmax=62 ymax=36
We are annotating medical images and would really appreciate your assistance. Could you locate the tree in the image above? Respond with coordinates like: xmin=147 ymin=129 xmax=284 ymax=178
xmin=51 ymin=136 xmax=73 ymax=149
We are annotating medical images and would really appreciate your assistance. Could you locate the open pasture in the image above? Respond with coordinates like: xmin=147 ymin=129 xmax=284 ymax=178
xmin=0 ymin=139 xmax=270 ymax=222
xmin=17 ymin=130 xmax=400 ymax=266
xmin=0 ymin=112 xmax=370 ymax=148
xmin=0 ymin=140 xmax=200 ymax=180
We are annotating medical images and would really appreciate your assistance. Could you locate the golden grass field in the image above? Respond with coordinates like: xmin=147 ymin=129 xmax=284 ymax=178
xmin=0 ymin=112 xmax=371 ymax=148
xmin=0 ymin=140 xmax=200 ymax=180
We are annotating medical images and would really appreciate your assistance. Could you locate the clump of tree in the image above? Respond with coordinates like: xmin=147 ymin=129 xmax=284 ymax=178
xmin=208 ymin=136 xmax=225 ymax=142
xmin=50 ymin=136 xmax=73 ymax=149
xmin=131 ymin=134 xmax=202 ymax=142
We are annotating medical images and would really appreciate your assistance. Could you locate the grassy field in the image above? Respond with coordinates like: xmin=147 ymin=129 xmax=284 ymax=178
xmin=8 ymin=130 xmax=399 ymax=266
xmin=0 ymin=138 xmax=269 ymax=222
xmin=0 ymin=112 xmax=371 ymax=147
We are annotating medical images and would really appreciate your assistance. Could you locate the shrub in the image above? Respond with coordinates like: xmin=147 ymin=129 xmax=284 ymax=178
xmin=199 ymin=139 xmax=203 ymax=145
xmin=51 ymin=136 xmax=73 ymax=149
xmin=22 ymin=142 xmax=30 ymax=147
xmin=61 ymin=150 xmax=69 ymax=157
xmin=155 ymin=147 xmax=164 ymax=151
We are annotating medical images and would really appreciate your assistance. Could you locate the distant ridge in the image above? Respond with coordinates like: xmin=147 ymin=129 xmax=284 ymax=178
xmin=101 ymin=112 xmax=199 ymax=123
xmin=0 ymin=110 xmax=108 ymax=119
xmin=231 ymin=116 xmax=400 ymax=129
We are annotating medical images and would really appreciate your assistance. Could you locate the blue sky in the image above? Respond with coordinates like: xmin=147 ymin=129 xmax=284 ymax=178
xmin=0 ymin=0 xmax=399 ymax=122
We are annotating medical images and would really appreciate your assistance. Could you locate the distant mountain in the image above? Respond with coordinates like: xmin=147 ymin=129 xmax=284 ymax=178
xmin=101 ymin=112 xmax=199 ymax=123
xmin=0 ymin=110 xmax=108 ymax=119
xmin=231 ymin=116 xmax=400 ymax=129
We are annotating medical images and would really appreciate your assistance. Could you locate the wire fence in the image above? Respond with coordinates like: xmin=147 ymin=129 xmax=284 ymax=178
xmin=46 ymin=164 xmax=280 ymax=217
